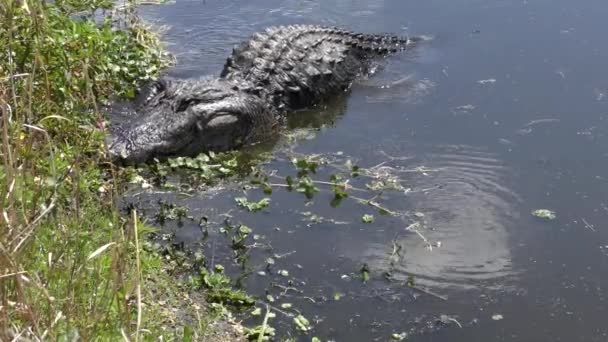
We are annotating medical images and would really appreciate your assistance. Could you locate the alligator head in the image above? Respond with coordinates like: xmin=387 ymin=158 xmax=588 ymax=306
xmin=108 ymin=78 xmax=277 ymax=164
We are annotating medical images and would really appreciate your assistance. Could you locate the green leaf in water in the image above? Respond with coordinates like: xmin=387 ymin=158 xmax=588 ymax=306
xmin=351 ymin=165 xmax=360 ymax=177
xmin=235 ymin=197 xmax=270 ymax=212
xmin=294 ymin=314 xmax=312 ymax=332
xmin=296 ymin=176 xmax=320 ymax=199
xmin=263 ymin=182 xmax=273 ymax=194
xmin=532 ymin=209 xmax=556 ymax=220
xmin=362 ymin=214 xmax=375 ymax=223
xmin=406 ymin=275 xmax=416 ymax=287
xmin=286 ymin=175 xmax=294 ymax=190
xmin=239 ymin=225 xmax=252 ymax=235
xmin=360 ymin=264 xmax=370 ymax=283
xmin=391 ymin=332 xmax=408 ymax=341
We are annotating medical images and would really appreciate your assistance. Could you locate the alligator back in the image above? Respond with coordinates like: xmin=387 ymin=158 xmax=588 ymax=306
xmin=220 ymin=25 xmax=416 ymax=113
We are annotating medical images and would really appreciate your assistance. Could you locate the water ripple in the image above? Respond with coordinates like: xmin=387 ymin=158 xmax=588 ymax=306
xmin=362 ymin=145 xmax=521 ymax=291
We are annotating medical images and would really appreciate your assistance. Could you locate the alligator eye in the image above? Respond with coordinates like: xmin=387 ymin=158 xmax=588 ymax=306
xmin=175 ymin=99 xmax=192 ymax=112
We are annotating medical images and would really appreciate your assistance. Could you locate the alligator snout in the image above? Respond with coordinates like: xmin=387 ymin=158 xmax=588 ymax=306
xmin=106 ymin=131 xmax=142 ymax=164
xmin=106 ymin=78 xmax=277 ymax=164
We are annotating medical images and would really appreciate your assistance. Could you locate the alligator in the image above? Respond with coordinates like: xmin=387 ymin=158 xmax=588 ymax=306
xmin=108 ymin=25 xmax=421 ymax=163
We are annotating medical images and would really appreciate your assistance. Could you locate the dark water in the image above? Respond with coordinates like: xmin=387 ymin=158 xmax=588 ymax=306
xmin=132 ymin=0 xmax=608 ymax=340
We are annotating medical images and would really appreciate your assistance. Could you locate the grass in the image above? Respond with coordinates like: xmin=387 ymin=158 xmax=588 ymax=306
xmin=0 ymin=0 xmax=242 ymax=340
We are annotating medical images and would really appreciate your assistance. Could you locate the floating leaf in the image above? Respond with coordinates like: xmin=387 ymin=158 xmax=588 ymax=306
xmin=294 ymin=314 xmax=312 ymax=332
xmin=391 ymin=332 xmax=408 ymax=341
xmin=235 ymin=197 xmax=270 ymax=212
xmin=532 ymin=209 xmax=556 ymax=220
xmin=296 ymin=176 xmax=320 ymax=199
xmin=406 ymin=275 xmax=416 ymax=287
xmin=263 ymin=183 xmax=273 ymax=194
xmin=351 ymin=165 xmax=360 ymax=177
xmin=360 ymin=264 xmax=370 ymax=282
xmin=239 ymin=225 xmax=252 ymax=235
xmin=286 ymin=176 xmax=294 ymax=190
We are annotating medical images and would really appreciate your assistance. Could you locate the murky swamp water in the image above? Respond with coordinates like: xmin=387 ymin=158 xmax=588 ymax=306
xmin=125 ymin=0 xmax=608 ymax=340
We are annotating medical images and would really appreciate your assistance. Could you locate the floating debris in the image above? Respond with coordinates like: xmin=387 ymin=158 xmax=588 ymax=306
xmin=532 ymin=209 xmax=556 ymax=220
xmin=594 ymin=88 xmax=606 ymax=101
xmin=477 ymin=78 xmax=497 ymax=85
xmin=413 ymin=212 xmax=425 ymax=218
xmin=391 ymin=332 xmax=408 ymax=340
xmin=581 ymin=218 xmax=596 ymax=232
xmin=453 ymin=104 xmax=476 ymax=114
xmin=499 ymin=138 xmax=514 ymax=146
xmin=524 ymin=118 xmax=561 ymax=127
xmin=439 ymin=314 xmax=463 ymax=328
xmin=555 ymin=69 xmax=566 ymax=79
xmin=516 ymin=118 xmax=561 ymax=135
xmin=492 ymin=314 xmax=504 ymax=321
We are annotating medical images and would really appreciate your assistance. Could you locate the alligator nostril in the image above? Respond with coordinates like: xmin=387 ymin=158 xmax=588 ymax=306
xmin=106 ymin=134 xmax=129 ymax=163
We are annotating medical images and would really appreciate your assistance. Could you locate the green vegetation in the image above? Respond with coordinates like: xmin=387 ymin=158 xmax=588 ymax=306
xmin=532 ymin=208 xmax=556 ymax=220
xmin=361 ymin=214 xmax=375 ymax=223
xmin=235 ymin=197 xmax=271 ymax=212
xmin=0 ymin=0 xmax=244 ymax=339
